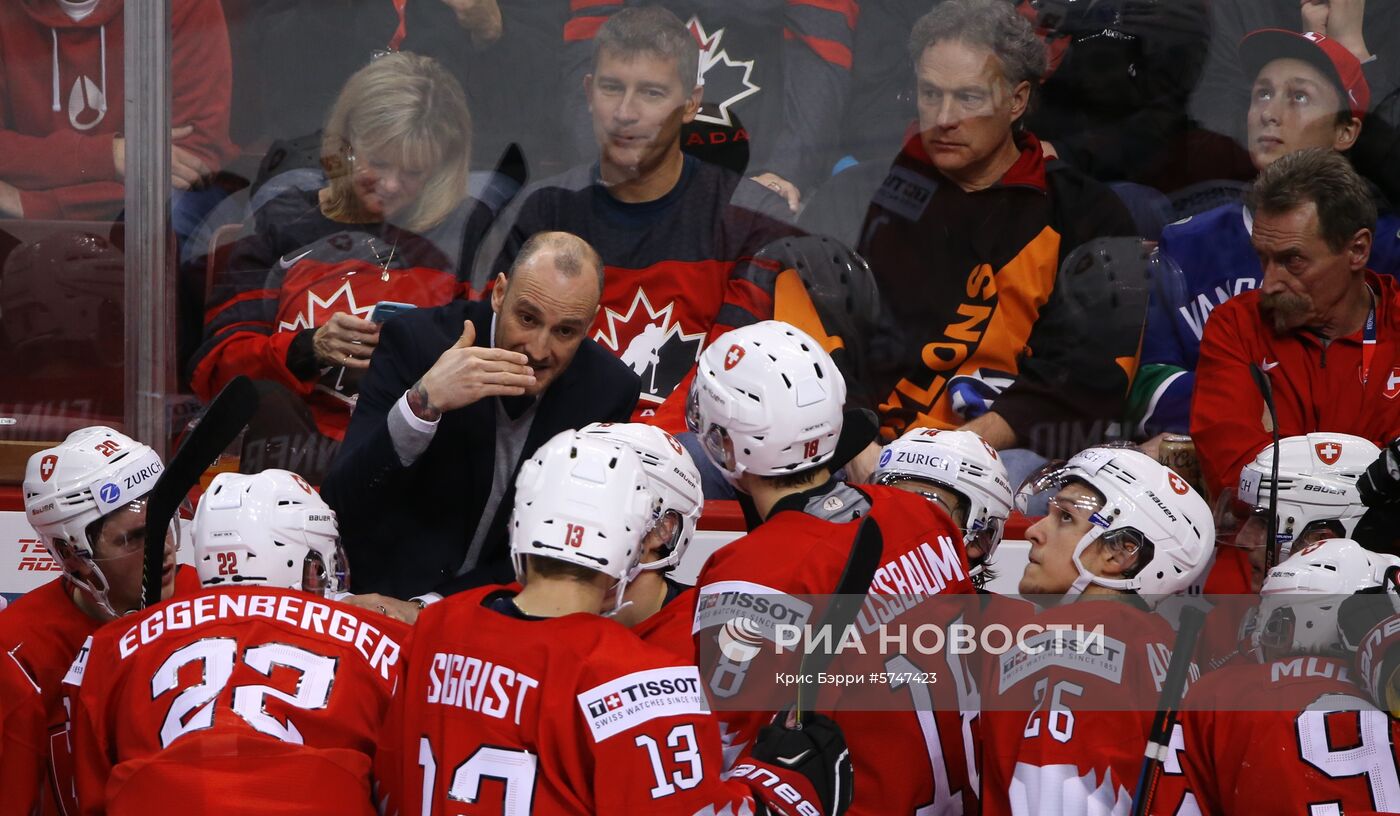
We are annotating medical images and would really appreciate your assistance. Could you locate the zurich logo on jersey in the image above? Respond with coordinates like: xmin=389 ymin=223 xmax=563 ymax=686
xmin=878 ymin=448 xmax=893 ymax=469
xmin=99 ymin=483 xmax=120 ymax=505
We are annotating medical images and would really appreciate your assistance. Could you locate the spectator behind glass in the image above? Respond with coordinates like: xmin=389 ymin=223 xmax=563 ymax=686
xmin=0 ymin=0 xmax=236 ymax=235
xmin=560 ymin=0 xmax=859 ymax=213
xmin=842 ymin=0 xmax=1139 ymax=488
xmin=1133 ymin=29 xmax=1400 ymax=441
xmin=1191 ymin=149 xmax=1400 ymax=499
xmin=226 ymin=1 xmax=510 ymax=172
xmin=1190 ymin=0 xmax=1400 ymax=204
xmin=189 ymin=53 xmax=493 ymax=481
xmin=472 ymin=6 xmax=801 ymax=495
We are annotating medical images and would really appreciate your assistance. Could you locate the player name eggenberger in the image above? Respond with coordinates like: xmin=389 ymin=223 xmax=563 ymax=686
xmin=117 ymin=593 xmax=402 ymax=679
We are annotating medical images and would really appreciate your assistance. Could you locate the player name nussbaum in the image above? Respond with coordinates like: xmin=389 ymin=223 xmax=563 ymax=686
xmin=118 ymin=594 xmax=402 ymax=678
xmin=772 ymin=621 xmax=1109 ymax=657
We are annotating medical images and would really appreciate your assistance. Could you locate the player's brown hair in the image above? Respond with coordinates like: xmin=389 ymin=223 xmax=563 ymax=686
xmin=1248 ymin=148 xmax=1378 ymax=253
xmin=527 ymin=555 xmax=608 ymax=584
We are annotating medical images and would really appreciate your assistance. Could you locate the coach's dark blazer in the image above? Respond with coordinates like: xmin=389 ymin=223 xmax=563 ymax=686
xmin=322 ymin=299 xmax=641 ymax=598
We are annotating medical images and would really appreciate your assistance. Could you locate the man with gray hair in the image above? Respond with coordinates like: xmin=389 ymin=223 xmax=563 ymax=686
xmin=1192 ymin=148 xmax=1400 ymax=501
xmin=845 ymin=0 xmax=1138 ymax=486
xmin=323 ymin=230 xmax=642 ymax=616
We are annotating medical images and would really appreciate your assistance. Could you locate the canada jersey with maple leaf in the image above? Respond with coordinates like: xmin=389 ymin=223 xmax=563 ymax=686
xmin=191 ymin=188 xmax=494 ymax=440
xmin=477 ymin=155 xmax=798 ymax=433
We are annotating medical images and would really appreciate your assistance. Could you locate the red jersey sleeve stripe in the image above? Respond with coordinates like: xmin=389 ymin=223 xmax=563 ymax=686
xmin=789 ymin=0 xmax=860 ymax=31
xmin=204 ymin=288 xmax=278 ymax=324
xmin=564 ymin=15 xmax=610 ymax=42
xmin=783 ymin=30 xmax=854 ymax=70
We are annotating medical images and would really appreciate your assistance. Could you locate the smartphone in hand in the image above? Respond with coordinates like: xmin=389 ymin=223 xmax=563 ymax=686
xmin=370 ymin=301 xmax=416 ymax=324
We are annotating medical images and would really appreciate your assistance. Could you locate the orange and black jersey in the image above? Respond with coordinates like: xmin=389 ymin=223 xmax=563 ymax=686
xmin=857 ymin=130 xmax=1137 ymax=458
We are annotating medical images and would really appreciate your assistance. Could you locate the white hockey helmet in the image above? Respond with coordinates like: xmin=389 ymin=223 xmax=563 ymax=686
xmin=873 ymin=428 xmax=1013 ymax=569
xmin=1238 ymin=433 xmax=1376 ymax=562
xmin=1256 ymin=538 xmax=1400 ymax=658
xmin=1017 ymin=447 xmax=1215 ymax=605
xmin=192 ymin=470 xmax=347 ymax=595
xmin=510 ymin=430 xmax=661 ymax=602
xmin=579 ymin=422 xmax=702 ymax=573
xmin=686 ymin=320 xmax=845 ymax=488
xmin=23 ymin=426 xmax=171 ymax=617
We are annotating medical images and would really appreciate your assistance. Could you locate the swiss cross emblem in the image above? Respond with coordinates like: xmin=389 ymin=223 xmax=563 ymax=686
xmin=1384 ymin=368 xmax=1400 ymax=400
xmin=292 ymin=474 xmax=314 ymax=494
xmin=605 ymin=693 xmax=623 ymax=711
xmin=1296 ymin=539 xmax=1328 ymax=558
xmin=1167 ymin=472 xmax=1190 ymax=496
xmin=663 ymin=432 xmax=684 ymax=454
xmin=39 ymin=455 xmax=57 ymax=482
xmin=723 ymin=344 xmax=745 ymax=370
xmin=1315 ymin=442 xmax=1342 ymax=465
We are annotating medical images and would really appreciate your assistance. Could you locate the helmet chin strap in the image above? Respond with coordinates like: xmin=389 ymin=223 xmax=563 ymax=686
xmin=73 ymin=565 xmax=122 ymax=619
xmin=1067 ymin=528 xmax=1139 ymax=599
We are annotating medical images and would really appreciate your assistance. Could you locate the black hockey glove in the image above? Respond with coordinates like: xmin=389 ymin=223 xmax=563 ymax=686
xmin=1359 ymin=439 xmax=1400 ymax=508
xmin=1339 ymin=578 xmax=1400 ymax=718
xmin=749 ymin=709 xmax=853 ymax=816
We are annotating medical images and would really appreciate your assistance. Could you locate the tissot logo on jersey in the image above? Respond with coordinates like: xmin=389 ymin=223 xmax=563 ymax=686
xmin=998 ymin=629 xmax=1127 ymax=693
xmin=693 ymin=581 xmax=813 ymax=638
xmin=578 ymin=666 xmax=708 ymax=742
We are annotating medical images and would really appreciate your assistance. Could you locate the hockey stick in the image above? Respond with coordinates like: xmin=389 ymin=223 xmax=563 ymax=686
xmin=1130 ymin=605 xmax=1206 ymax=816
xmin=142 ymin=375 xmax=260 ymax=607
xmin=1249 ymin=363 xmax=1282 ymax=571
xmin=794 ymin=516 xmax=884 ymax=726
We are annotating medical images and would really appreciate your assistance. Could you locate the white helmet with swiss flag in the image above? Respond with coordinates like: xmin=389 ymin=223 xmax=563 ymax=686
xmin=686 ymin=320 xmax=845 ymax=488
xmin=1238 ymin=432 xmax=1376 ymax=562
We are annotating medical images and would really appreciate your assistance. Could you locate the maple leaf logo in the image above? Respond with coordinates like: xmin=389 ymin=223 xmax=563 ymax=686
xmin=277 ymin=280 xmax=375 ymax=334
xmin=687 ymin=17 xmax=761 ymax=128
xmin=593 ymin=288 xmax=706 ymax=405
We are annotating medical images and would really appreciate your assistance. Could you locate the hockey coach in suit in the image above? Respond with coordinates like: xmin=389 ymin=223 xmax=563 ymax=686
xmin=323 ymin=231 xmax=641 ymax=610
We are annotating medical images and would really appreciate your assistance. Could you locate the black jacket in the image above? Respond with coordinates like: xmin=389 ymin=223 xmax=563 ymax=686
xmin=321 ymin=299 xmax=641 ymax=598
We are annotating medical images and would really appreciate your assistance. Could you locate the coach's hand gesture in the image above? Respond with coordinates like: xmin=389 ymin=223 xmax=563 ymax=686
xmin=408 ymin=320 xmax=536 ymax=420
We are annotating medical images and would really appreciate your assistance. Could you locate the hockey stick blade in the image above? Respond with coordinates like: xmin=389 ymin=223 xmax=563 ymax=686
xmin=1130 ymin=605 xmax=1206 ymax=816
xmin=142 ymin=375 xmax=260 ymax=607
xmin=794 ymin=516 xmax=884 ymax=723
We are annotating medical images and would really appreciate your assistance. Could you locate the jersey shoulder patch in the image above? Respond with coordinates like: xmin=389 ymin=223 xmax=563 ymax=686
xmin=63 ymin=635 xmax=94 ymax=688
xmin=576 ymin=665 xmax=708 ymax=742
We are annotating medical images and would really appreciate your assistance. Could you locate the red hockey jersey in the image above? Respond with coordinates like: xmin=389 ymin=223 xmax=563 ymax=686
xmin=1164 ymin=656 xmax=1400 ymax=815
xmin=979 ymin=599 xmax=1194 ymax=816
xmin=1 ymin=649 xmax=44 ymax=816
xmin=66 ymin=585 xmax=407 ymax=816
xmin=0 ymin=567 xmax=201 ymax=816
xmin=691 ymin=482 xmax=976 ymax=815
xmin=380 ymin=585 xmax=823 ymax=816
xmin=191 ymin=189 xmax=493 ymax=441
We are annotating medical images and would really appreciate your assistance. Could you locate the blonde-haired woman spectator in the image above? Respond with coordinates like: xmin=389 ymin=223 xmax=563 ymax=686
xmin=191 ymin=53 xmax=493 ymax=477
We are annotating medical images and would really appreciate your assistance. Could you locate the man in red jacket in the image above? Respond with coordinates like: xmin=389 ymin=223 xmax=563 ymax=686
xmin=1192 ymin=147 xmax=1400 ymax=499
xmin=0 ymin=0 xmax=235 ymax=221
